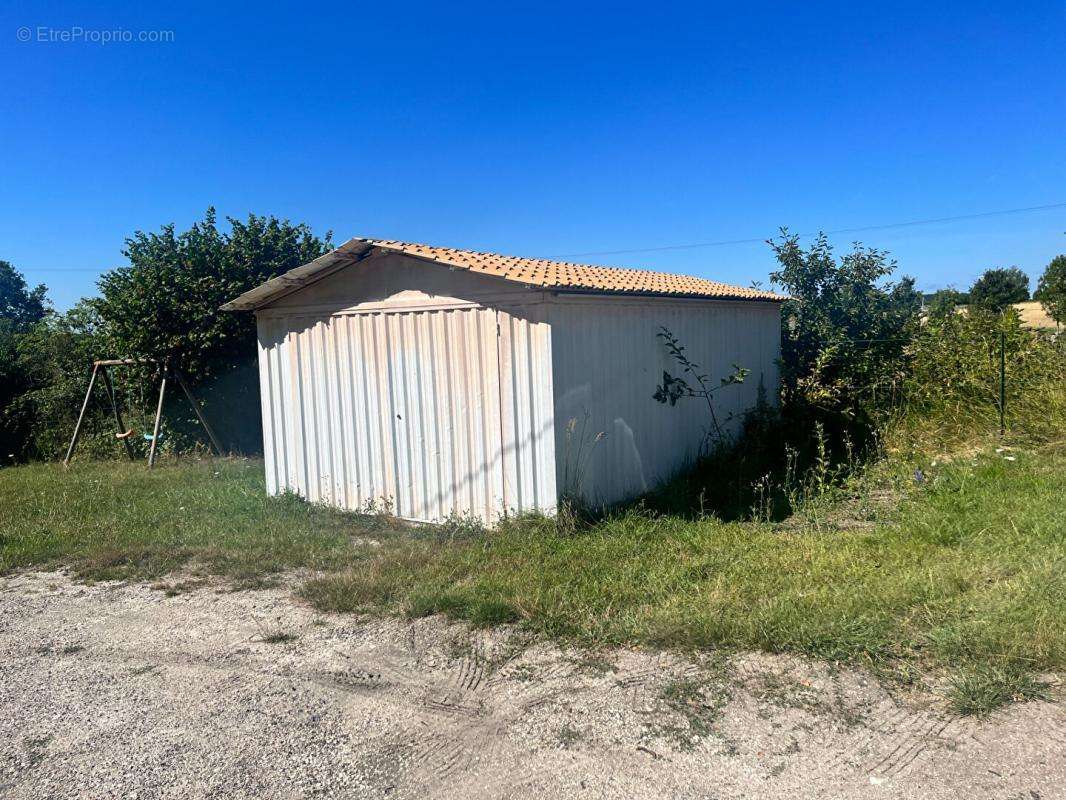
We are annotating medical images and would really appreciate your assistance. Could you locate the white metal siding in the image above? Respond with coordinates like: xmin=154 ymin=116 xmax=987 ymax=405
xmin=253 ymin=253 xmax=779 ymax=521
xmin=256 ymin=304 xmax=556 ymax=523
xmin=497 ymin=307 xmax=556 ymax=514
xmin=549 ymin=297 xmax=781 ymax=507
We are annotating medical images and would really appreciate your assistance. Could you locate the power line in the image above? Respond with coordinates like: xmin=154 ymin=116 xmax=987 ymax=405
xmin=20 ymin=200 xmax=1066 ymax=272
xmin=551 ymin=201 xmax=1066 ymax=259
xmin=24 ymin=267 xmax=115 ymax=273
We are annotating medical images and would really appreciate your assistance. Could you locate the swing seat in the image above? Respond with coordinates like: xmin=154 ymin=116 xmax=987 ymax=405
xmin=143 ymin=432 xmax=162 ymax=442
xmin=115 ymin=429 xmax=134 ymax=440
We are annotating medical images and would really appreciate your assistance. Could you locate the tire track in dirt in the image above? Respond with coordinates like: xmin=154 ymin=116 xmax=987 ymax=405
xmin=421 ymin=640 xmax=491 ymax=718
xmin=6 ymin=573 xmax=1062 ymax=800
xmin=867 ymin=713 xmax=950 ymax=778
xmin=380 ymin=641 xmax=606 ymax=797
xmin=853 ymin=705 xmax=983 ymax=780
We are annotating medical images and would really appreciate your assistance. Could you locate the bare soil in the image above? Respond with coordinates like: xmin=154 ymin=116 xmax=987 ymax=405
xmin=1 ymin=571 xmax=1061 ymax=799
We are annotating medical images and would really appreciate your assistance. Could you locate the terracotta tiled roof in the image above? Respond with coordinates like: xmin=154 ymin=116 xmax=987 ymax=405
xmin=221 ymin=237 xmax=786 ymax=311
xmin=362 ymin=239 xmax=785 ymax=302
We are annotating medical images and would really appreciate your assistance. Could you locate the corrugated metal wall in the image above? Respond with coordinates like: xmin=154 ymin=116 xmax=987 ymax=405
xmin=549 ymin=297 xmax=781 ymax=507
xmin=256 ymin=305 xmax=556 ymax=522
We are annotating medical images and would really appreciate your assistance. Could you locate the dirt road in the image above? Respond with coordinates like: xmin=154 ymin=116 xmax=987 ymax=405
xmin=1 ymin=571 xmax=1061 ymax=799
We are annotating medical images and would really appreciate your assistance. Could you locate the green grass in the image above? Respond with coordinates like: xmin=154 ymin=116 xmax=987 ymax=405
xmin=1 ymin=445 xmax=1063 ymax=716
xmin=301 ymin=443 xmax=1066 ymax=715
xmin=946 ymin=663 xmax=1051 ymax=716
xmin=0 ymin=457 xmax=398 ymax=583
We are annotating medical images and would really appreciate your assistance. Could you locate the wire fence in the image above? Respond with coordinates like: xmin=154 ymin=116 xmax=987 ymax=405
xmin=803 ymin=326 xmax=1066 ymax=436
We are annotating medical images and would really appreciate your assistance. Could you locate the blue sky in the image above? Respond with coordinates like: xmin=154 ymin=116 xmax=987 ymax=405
xmin=2 ymin=1 xmax=1064 ymax=310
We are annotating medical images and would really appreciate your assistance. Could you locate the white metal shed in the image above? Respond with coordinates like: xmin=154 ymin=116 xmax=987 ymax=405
xmin=223 ymin=238 xmax=785 ymax=522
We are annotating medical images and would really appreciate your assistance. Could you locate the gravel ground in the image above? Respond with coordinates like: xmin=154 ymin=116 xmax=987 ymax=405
xmin=1 ymin=571 xmax=1062 ymax=799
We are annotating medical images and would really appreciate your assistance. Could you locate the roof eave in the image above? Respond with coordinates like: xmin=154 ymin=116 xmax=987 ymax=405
xmin=219 ymin=238 xmax=373 ymax=312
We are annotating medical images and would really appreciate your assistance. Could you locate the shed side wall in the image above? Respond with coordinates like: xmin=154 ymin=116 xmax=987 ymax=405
xmin=548 ymin=297 xmax=781 ymax=506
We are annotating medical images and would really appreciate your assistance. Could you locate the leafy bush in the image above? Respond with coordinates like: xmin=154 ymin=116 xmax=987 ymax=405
xmin=898 ymin=307 xmax=1066 ymax=447
xmin=0 ymin=322 xmax=30 ymax=465
xmin=88 ymin=209 xmax=332 ymax=455
xmin=654 ymin=237 xmax=1065 ymax=524
xmin=7 ymin=302 xmax=112 ymax=461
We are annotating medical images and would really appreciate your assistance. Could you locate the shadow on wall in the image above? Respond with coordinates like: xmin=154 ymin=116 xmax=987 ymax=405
xmin=179 ymin=358 xmax=264 ymax=455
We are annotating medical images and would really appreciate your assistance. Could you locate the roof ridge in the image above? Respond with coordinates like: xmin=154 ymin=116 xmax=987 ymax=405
xmin=357 ymin=237 xmax=784 ymax=300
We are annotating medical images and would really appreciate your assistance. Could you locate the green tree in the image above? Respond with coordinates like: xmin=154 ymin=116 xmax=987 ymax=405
xmin=95 ymin=208 xmax=332 ymax=379
xmin=0 ymin=261 xmax=51 ymax=463
xmin=6 ymin=301 xmax=109 ymax=461
xmin=0 ymin=322 xmax=26 ymax=463
xmin=1 ymin=211 xmax=333 ymax=463
xmin=969 ymin=267 xmax=1030 ymax=312
xmin=769 ymin=230 xmax=921 ymax=418
xmin=0 ymin=260 xmax=49 ymax=330
xmin=1034 ymin=254 xmax=1066 ymax=325
xmin=926 ymin=288 xmax=968 ymax=318
xmin=91 ymin=208 xmax=332 ymax=453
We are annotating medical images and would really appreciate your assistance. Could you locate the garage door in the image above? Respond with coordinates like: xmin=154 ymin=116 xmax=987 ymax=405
xmin=256 ymin=305 xmax=555 ymax=522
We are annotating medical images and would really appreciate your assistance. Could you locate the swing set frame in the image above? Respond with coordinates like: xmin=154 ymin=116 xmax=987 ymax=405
xmin=63 ymin=358 xmax=223 ymax=469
